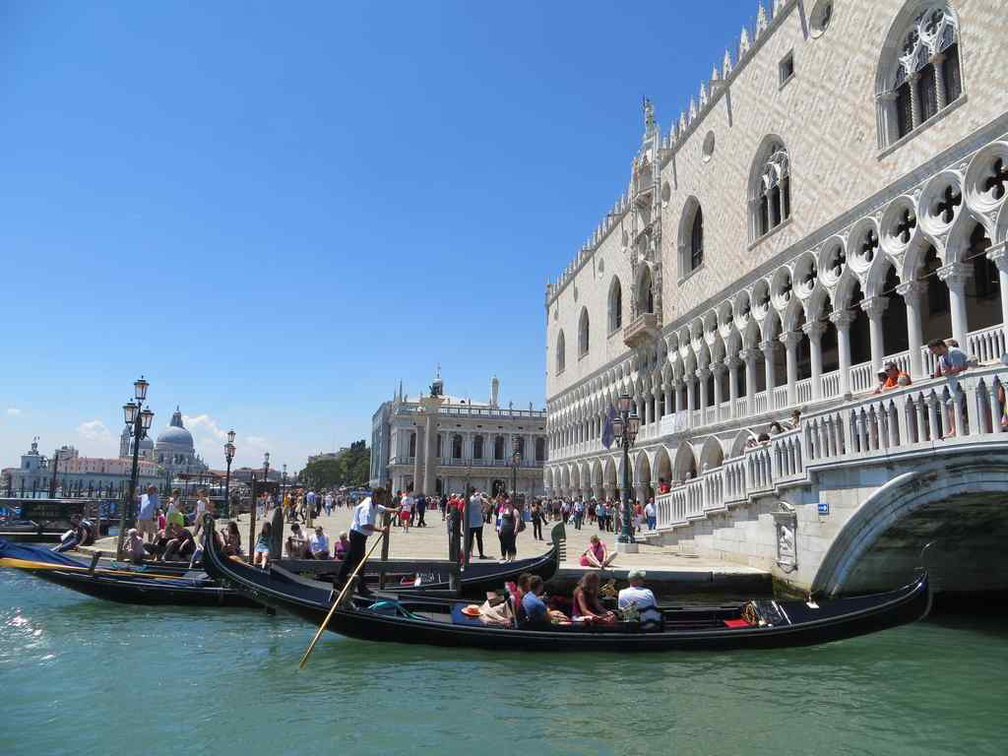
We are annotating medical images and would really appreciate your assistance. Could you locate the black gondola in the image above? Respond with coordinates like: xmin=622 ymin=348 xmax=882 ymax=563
xmin=274 ymin=521 xmax=566 ymax=596
xmin=202 ymin=519 xmax=931 ymax=652
xmin=0 ymin=539 xmax=258 ymax=608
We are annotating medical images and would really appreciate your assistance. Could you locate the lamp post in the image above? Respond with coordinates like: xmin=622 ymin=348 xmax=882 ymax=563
xmin=510 ymin=436 xmax=523 ymax=505
xmin=282 ymin=464 xmax=287 ymax=502
xmin=117 ymin=376 xmax=154 ymax=558
xmin=223 ymin=430 xmax=235 ymax=520
xmin=612 ymin=393 xmax=640 ymax=548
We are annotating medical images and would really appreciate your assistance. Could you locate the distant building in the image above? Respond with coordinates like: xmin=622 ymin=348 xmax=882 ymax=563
xmin=3 ymin=438 xmax=159 ymax=497
xmin=370 ymin=373 xmax=548 ymax=498
xmin=120 ymin=406 xmax=208 ymax=478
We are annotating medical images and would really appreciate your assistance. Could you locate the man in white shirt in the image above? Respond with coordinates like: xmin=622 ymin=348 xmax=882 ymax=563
xmin=309 ymin=525 xmax=330 ymax=559
xmin=644 ymin=499 xmax=657 ymax=531
xmin=137 ymin=485 xmax=158 ymax=542
xmin=334 ymin=489 xmax=398 ymax=596
xmin=618 ymin=569 xmax=662 ymax=630
xmin=324 ymin=492 xmax=334 ymax=516
xmin=400 ymin=491 xmax=415 ymax=533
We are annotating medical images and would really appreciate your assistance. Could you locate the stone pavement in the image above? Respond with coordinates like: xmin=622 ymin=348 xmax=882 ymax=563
xmin=89 ymin=507 xmax=768 ymax=593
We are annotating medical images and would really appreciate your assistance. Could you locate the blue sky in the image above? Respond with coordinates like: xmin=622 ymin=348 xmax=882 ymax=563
xmin=1 ymin=0 xmax=761 ymax=471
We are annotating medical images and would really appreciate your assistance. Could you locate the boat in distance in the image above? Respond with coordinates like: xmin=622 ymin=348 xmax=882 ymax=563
xmin=0 ymin=539 xmax=259 ymax=608
xmin=201 ymin=519 xmax=932 ymax=652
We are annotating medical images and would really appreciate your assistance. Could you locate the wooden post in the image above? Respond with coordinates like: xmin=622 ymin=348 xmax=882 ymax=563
xmin=248 ymin=474 xmax=258 ymax=563
xmin=379 ymin=483 xmax=392 ymax=590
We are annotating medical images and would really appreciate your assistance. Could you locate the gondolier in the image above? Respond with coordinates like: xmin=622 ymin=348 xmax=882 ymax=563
xmin=334 ymin=488 xmax=398 ymax=597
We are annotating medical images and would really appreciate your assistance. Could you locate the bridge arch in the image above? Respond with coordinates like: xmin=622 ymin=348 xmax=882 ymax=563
xmin=812 ymin=457 xmax=1008 ymax=597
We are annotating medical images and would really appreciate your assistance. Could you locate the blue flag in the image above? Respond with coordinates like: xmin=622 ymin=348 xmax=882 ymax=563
xmin=601 ymin=405 xmax=616 ymax=449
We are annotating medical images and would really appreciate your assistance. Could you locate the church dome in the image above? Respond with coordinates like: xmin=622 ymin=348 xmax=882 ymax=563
xmin=155 ymin=407 xmax=194 ymax=450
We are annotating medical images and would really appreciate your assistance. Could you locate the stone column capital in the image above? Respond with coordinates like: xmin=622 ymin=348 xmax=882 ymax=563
xmin=860 ymin=296 xmax=889 ymax=319
xmin=710 ymin=361 xmax=726 ymax=376
xmin=724 ymin=353 xmax=742 ymax=369
xmin=738 ymin=347 xmax=759 ymax=364
xmin=938 ymin=262 xmax=972 ymax=291
xmin=695 ymin=367 xmax=710 ymax=380
xmin=759 ymin=339 xmax=779 ymax=354
xmin=896 ymin=280 xmax=927 ymax=301
xmin=778 ymin=330 xmax=803 ymax=349
xmin=802 ymin=320 xmax=827 ymax=341
xmin=987 ymin=242 xmax=1008 ymax=271
xmin=829 ymin=310 xmax=857 ymax=329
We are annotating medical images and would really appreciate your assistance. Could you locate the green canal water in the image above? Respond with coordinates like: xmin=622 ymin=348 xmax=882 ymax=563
xmin=1 ymin=568 xmax=1006 ymax=756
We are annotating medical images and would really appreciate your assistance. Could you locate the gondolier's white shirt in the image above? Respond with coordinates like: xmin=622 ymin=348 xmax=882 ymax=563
xmin=350 ymin=497 xmax=389 ymax=536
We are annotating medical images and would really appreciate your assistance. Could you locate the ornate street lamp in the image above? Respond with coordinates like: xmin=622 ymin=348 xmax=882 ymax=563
xmin=223 ymin=429 xmax=236 ymax=520
xmin=282 ymin=463 xmax=287 ymax=502
xmin=613 ymin=393 xmax=640 ymax=546
xmin=117 ymin=376 xmax=154 ymax=558
xmin=510 ymin=435 xmax=523 ymax=505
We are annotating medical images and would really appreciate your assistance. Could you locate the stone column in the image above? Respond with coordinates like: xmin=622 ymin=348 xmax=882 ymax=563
xmin=933 ymin=52 xmax=947 ymax=109
xmin=802 ymin=321 xmax=826 ymax=400
xmin=779 ymin=331 xmax=802 ymax=407
xmin=988 ymin=244 xmax=1008 ymax=348
xmin=711 ymin=363 xmax=725 ymax=421
xmin=685 ymin=377 xmax=696 ymax=428
xmin=831 ymin=311 xmax=856 ymax=397
xmin=760 ymin=340 xmax=777 ymax=409
xmin=412 ymin=426 xmax=423 ymax=493
xmin=861 ymin=296 xmax=889 ymax=375
xmin=674 ymin=379 xmax=684 ymax=416
xmin=897 ymin=281 xmax=926 ymax=379
xmin=939 ymin=262 xmax=972 ymax=349
xmin=909 ymin=72 xmax=921 ymax=127
xmin=741 ymin=348 xmax=758 ymax=417
xmin=726 ymin=355 xmax=740 ymax=418
xmin=696 ymin=368 xmax=710 ymax=423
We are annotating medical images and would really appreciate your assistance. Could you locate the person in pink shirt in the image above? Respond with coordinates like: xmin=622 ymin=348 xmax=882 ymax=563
xmin=579 ymin=534 xmax=616 ymax=569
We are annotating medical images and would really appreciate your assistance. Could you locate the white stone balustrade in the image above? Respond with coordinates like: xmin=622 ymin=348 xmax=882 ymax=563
xmin=654 ymin=364 xmax=1008 ymax=530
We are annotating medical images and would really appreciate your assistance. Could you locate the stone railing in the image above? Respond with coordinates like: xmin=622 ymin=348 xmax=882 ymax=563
xmin=549 ymin=325 xmax=1008 ymax=465
xmin=654 ymin=364 xmax=1008 ymax=531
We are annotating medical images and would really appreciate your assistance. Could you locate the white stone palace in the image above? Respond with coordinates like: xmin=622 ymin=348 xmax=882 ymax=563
xmin=542 ymin=1 xmax=1008 ymax=592
xmin=370 ymin=374 xmax=547 ymax=498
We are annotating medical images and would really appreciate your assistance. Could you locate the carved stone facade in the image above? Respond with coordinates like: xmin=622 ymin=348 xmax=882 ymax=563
xmin=544 ymin=0 xmax=1008 ymax=503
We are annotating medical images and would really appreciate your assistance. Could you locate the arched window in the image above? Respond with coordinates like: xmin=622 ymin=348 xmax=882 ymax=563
xmin=638 ymin=267 xmax=655 ymax=314
xmin=451 ymin=434 xmax=463 ymax=459
xmin=555 ymin=330 xmax=566 ymax=374
xmin=578 ymin=308 xmax=590 ymax=357
xmin=473 ymin=435 xmax=484 ymax=459
xmin=535 ymin=437 xmax=546 ymax=461
xmin=750 ymin=143 xmax=790 ymax=239
xmin=690 ymin=206 xmax=704 ymax=270
xmin=408 ymin=432 xmax=416 ymax=457
xmin=877 ymin=4 xmax=962 ymax=148
xmin=494 ymin=435 xmax=505 ymax=460
xmin=608 ymin=278 xmax=622 ymax=333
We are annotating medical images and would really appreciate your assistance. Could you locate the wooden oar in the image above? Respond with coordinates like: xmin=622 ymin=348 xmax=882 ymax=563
xmin=298 ymin=531 xmax=386 ymax=670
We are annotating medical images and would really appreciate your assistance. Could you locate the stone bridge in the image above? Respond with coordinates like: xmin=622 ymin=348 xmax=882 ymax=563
xmin=647 ymin=363 xmax=1008 ymax=597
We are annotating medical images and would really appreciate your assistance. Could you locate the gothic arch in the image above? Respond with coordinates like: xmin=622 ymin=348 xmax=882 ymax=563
xmin=677 ymin=196 xmax=704 ymax=277
xmin=635 ymin=264 xmax=656 ymax=315
xmin=555 ymin=330 xmax=566 ymax=375
xmin=673 ymin=441 xmax=698 ymax=480
xmin=748 ymin=135 xmax=791 ymax=241
xmin=875 ymin=2 xmax=963 ymax=149
xmin=608 ymin=276 xmax=623 ymax=333
xmin=578 ymin=307 xmax=590 ymax=357
xmin=698 ymin=436 xmax=725 ymax=472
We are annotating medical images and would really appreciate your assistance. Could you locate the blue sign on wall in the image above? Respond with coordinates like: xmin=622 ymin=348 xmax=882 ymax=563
xmin=817 ymin=501 xmax=830 ymax=515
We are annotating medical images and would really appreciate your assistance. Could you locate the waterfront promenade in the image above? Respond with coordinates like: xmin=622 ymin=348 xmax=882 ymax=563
xmin=87 ymin=507 xmax=767 ymax=592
